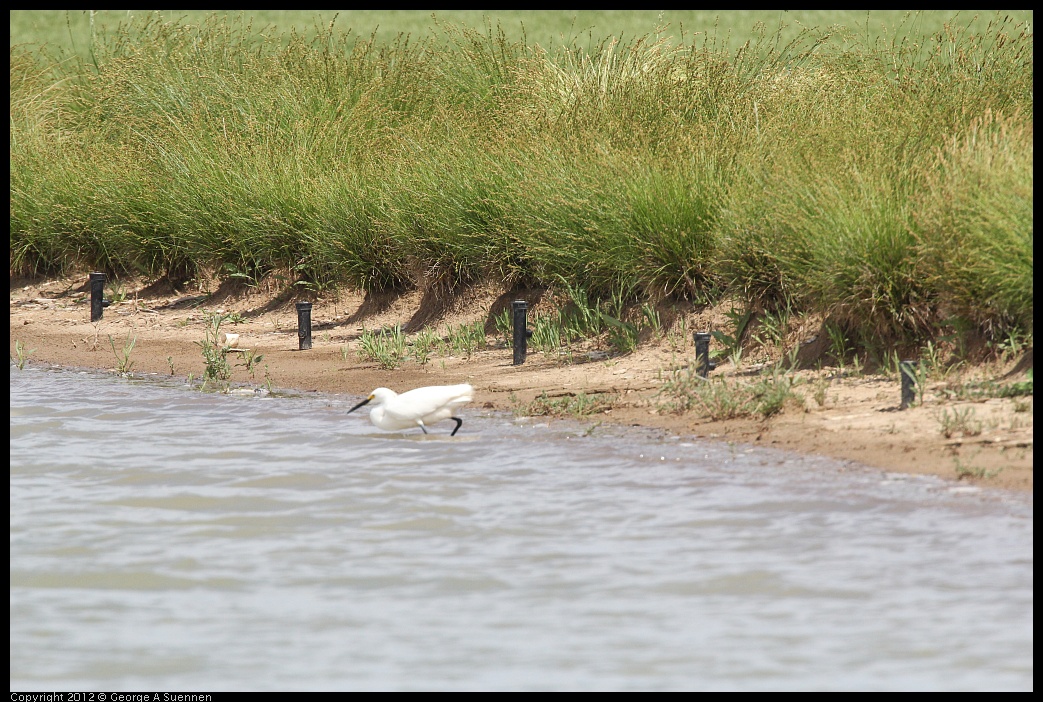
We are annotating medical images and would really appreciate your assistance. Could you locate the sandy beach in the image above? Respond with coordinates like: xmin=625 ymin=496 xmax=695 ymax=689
xmin=10 ymin=274 xmax=1033 ymax=492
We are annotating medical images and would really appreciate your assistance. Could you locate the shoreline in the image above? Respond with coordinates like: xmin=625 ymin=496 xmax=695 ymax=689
xmin=10 ymin=275 xmax=1033 ymax=492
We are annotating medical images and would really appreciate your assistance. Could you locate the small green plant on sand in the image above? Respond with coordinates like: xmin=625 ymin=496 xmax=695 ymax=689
xmin=410 ymin=327 xmax=442 ymax=366
xmin=954 ymin=452 xmax=1000 ymax=480
xmin=750 ymin=367 xmax=804 ymax=418
xmin=824 ymin=322 xmax=851 ymax=372
xmin=711 ymin=306 xmax=753 ymax=363
xmin=198 ymin=312 xmax=233 ymax=381
xmin=811 ymin=374 xmax=831 ymax=407
xmin=935 ymin=406 xmax=983 ymax=438
xmin=601 ymin=311 xmax=639 ymax=355
xmin=939 ymin=369 xmax=1033 ymax=402
xmin=237 ymin=349 xmax=265 ymax=379
xmin=357 ymin=324 xmax=406 ymax=369
xmin=108 ymin=332 xmax=137 ymax=375
xmin=12 ymin=340 xmax=36 ymax=370
xmin=494 ymin=308 xmax=513 ymax=348
xmin=525 ymin=391 xmax=616 ymax=418
xmin=657 ymin=363 xmax=803 ymax=419
xmin=107 ymin=282 xmax=129 ymax=304
xmin=446 ymin=321 xmax=487 ymax=358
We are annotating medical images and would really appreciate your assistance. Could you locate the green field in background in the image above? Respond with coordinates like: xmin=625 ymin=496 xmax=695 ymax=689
xmin=10 ymin=9 xmax=1033 ymax=59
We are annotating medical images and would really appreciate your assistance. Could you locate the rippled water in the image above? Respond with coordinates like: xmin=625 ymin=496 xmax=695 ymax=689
xmin=10 ymin=366 xmax=1033 ymax=691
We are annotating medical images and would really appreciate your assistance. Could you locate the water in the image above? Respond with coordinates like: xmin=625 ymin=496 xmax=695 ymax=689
xmin=10 ymin=366 xmax=1033 ymax=691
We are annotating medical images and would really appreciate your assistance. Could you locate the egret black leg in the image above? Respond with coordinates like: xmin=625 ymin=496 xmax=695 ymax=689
xmin=418 ymin=422 xmax=429 ymax=434
xmin=450 ymin=417 xmax=463 ymax=436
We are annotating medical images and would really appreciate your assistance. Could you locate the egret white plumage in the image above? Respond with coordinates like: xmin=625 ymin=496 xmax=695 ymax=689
xmin=347 ymin=383 xmax=474 ymax=436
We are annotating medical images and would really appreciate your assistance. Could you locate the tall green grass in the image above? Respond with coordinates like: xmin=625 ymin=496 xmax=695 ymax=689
xmin=10 ymin=11 xmax=1033 ymax=343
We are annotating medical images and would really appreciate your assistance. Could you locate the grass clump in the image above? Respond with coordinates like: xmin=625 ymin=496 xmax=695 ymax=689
xmin=197 ymin=313 xmax=234 ymax=382
xmin=939 ymin=369 xmax=1033 ymax=402
xmin=12 ymin=341 xmax=36 ymax=370
xmin=523 ymin=391 xmax=617 ymax=418
xmin=936 ymin=407 xmax=984 ymax=439
xmin=9 ymin=11 xmax=1033 ymax=351
xmin=445 ymin=321 xmax=488 ymax=358
xmin=108 ymin=332 xmax=137 ymax=375
xmin=657 ymin=364 xmax=804 ymax=420
xmin=356 ymin=325 xmax=407 ymax=370
xmin=410 ymin=327 xmax=443 ymax=367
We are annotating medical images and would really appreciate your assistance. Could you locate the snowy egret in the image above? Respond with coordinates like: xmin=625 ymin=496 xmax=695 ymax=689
xmin=347 ymin=383 xmax=474 ymax=436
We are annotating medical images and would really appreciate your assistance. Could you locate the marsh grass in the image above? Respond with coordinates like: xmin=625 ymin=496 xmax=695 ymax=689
xmin=9 ymin=11 xmax=1033 ymax=350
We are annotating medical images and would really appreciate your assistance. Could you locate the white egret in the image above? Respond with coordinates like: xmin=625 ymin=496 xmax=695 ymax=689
xmin=347 ymin=383 xmax=474 ymax=436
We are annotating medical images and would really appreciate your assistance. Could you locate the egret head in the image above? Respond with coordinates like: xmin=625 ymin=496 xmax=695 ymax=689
xmin=347 ymin=387 xmax=394 ymax=414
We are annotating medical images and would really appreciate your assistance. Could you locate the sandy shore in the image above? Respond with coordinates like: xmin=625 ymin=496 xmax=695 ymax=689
xmin=10 ymin=275 xmax=1033 ymax=492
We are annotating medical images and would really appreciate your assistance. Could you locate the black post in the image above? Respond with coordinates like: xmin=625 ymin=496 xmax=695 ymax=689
xmin=89 ymin=272 xmax=106 ymax=322
xmin=512 ymin=300 xmax=529 ymax=366
xmin=694 ymin=332 xmax=716 ymax=378
xmin=296 ymin=301 xmax=313 ymax=351
xmin=900 ymin=360 xmax=919 ymax=409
